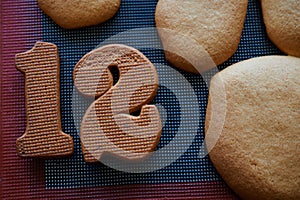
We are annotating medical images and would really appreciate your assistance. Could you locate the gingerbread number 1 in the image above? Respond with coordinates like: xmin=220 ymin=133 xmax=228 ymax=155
xmin=15 ymin=42 xmax=73 ymax=158
xmin=74 ymin=44 xmax=161 ymax=162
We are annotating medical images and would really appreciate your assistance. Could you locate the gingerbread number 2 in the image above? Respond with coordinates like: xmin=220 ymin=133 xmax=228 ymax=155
xmin=74 ymin=44 xmax=161 ymax=162
xmin=15 ymin=42 xmax=74 ymax=158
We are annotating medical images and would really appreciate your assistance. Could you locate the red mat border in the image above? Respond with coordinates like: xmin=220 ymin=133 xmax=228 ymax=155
xmin=0 ymin=1 xmax=238 ymax=199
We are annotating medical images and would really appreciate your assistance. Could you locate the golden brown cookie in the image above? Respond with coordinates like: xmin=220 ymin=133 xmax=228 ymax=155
xmin=15 ymin=41 xmax=74 ymax=158
xmin=73 ymin=44 xmax=161 ymax=163
xmin=38 ymin=0 xmax=121 ymax=29
xmin=205 ymin=56 xmax=300 ymax=200
xmin=261 ymin=0 xmax=300 ymax=57
xmin=155 ymin=0 xmax=248 ymax=73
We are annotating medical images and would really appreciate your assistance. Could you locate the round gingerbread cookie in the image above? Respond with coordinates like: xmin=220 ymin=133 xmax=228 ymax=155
xmin=155 ymin=0 xmax=248 ymax=73
xmin=38 ymin=0 xmax=121 ymax=29
xmin=261 ymin=0 xmax=300 ymax=57
xmin=205 ymin=56 xmax=300 ymax=200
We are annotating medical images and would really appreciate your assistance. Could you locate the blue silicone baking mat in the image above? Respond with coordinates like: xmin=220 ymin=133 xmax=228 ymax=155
xmin=42 ymin=0 xmax=282 ymax=189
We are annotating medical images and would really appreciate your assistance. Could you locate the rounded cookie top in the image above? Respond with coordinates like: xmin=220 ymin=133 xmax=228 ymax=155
xmin=38 ymin=0 xmax=121 ymax=29
xmin=262 ymin=0 xmax=300 ymax=57
xmin=155 ymin=0 xmax=248 ymax=73
xmin=205 ymin=55 xmax=300 ymax=200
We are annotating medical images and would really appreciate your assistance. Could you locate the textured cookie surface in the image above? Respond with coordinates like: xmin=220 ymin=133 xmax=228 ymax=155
xmin=205 ymin=56 xmax=300 ymax=200
xmin=38 ymin=0 xmax=121 ymax=29
xmin=262 ymin=0 xmax=300 ymax=57
xmin=15 ymin=42 xmax=74 ymax=158
xmin=73 ymin=44 xmax=161 ymax=163
xmin=155 ymin=0 xmax=248 ymax=73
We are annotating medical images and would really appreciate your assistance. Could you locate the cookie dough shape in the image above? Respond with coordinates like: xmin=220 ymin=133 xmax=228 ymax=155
xmin=15 ymin=42 xmax=74 ymax=158
xmin=38 ymin=0 xmax=121 ymax=29
xmin=155 ymin=0 xmax=248 ymax=73
xmin=262 ymin=0 xmax=300 ymax=57
xmin=73 ymin=44 xmax=161 ymax=163
xmin=205 ymin=56 xmax=300 ymax=200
